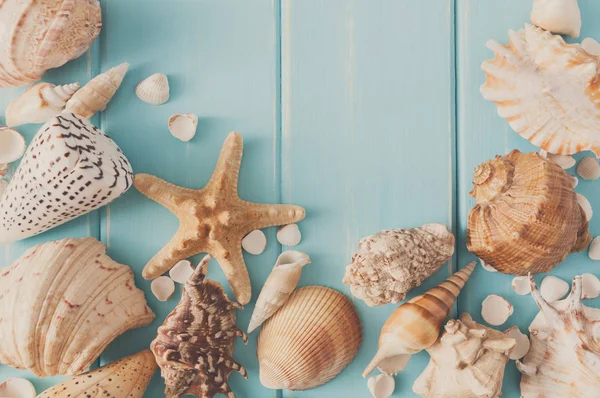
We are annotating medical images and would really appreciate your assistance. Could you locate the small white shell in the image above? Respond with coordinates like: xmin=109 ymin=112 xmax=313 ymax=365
xmin=540 ymin=275 xmax=569 ymax=302
xmin=547 ymin=153 xmax=576 ymax=169
xmin=576 ymin=193 xmax=593 ymax=221
xmin=151 ymin=276 xmax=175 ymax=301
xmin=480 ymin=259 xmax=498 ymax=273
xmin=588 ymin=236 xmax=600 ymax=260
xmin=531 ymin=0 xmax=581 ymax=38
xmin=570 ymin=174 xmax=579 ymax=188
xmin=242 ymin=229 xmax=267 ymax=255
xmin=504 ymin=326 xmax=530 ymax=360
xmin=582 ymin=273 xmax=600 ymax=299
xmin=367 ymin=373 xmax=395 ymax=398
xmin=0 ymin=127 xmax=26 ymax=163
xmin=277 ymin=224 xmax=302 ymax=246
xmin=576 ymin=157 xmax=600 ymax=180
xmin=136 ymin=73 xmax=170 ymax=105
xmin=582 ymin=38 xmax=600 ymax=56
xmin=169 ymin=260 xmax=194 ymax=284
xmin=512 ymin=276 xmax=531 ymax=295
xmin=0 ymin=378 xmax=36 ymax=398
xmin=481 ymin=294 xmax=514 ymax=326
xmin=168 ymin=113 xmax=198 ymax=142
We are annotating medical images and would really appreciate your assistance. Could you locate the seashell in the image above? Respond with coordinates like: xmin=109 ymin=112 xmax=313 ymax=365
xmin=547 ymin=153 xmax=576 ymax=170
xmin=247 ymin=251 xmax=311 ymax=333
xmin=0 ymin=127 xmax=26 ymax=164
xmin=241 ymin=229 xmax=267 ymax=255
xmin=151 ymin=276 xmax=175 ymax=301
xmin=258 ymin=286 xmax=362 ymax=390
xmin=136 ymin=73 xmax=170 ymax=105
xmin=65 ymin=63 xmax=129 ymax=118
xmin=151 ymin=255 xmax=248 ymax=398
xmin=517 ymin=275 xmax=600 ymax=397
xmin=0 ymin=378 xmax=36 ymax=398
xmin=577 ymin=193 xmax=593 ymax=221
xmin=0 ymin=113 xmax=133 ymax=245
xmin=540 ymin=275 xmax=569 ymax=302
xmin=480 ymin=259 xmax=498 ymax=273
xmin=277 ymin=223 xmax=302 ymax=246
xmin=582 ymin=37 xmax=600 ymax=56
xmin=0 ymin=237 xmax=155 ymax=376
xmin=467 ymin=150 xmax=591 ymax=275
xmin=512 ymin=276 xmax=532 ymax=295
xmin=363 ymin=262 xmax=475 ymax=377
xmin=582 ymin=273 xmax=600 ymax=299
xmin=577 ymin=157 xmax=600 ymax=180
xmin=413 ymin=313 xmax=516 ymax=398
xmin=481 ymin=24 xmax=600 ymax=156
xmin=168 ymin=113 xmax=198 ymax=142
xmin=570 ymin=174 xmax=579 ymax=188
xmin=0 ymin=163 xmax=7 ymax=178
xmin=343 ymin=223 xmax=455 ymax=306
xmin=0 ymin=0 xmax=102 ymax=88
xmin=531 ymin=0 xmax=581 ymax=38
xmin=5 ymin=82 xmax=79 ymax=127
xmin=37 ymin=350 xmax=156 ymax=398
xmin=169 ymin=259 xmax=194 ymax=284
xmin=589 ymin=236 xmax=600 ymax=260
xmin=367 ymin=373 xmax=395 ymax=398
xmin=481 ymin=295 xmax=513 ymax=326
xmin=505 ymin=326 xmax=530 ymax=360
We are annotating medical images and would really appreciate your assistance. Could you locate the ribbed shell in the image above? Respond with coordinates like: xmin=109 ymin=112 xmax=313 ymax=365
xmin=0 ymin=238 xmax=155 ymax=377
xmin=135 ymin=73 xmax=170 ymax=105
xmin=467 ymin=150 xmax=590 ymax=275
xmin=257 ymin=286 xmax=362 ymax=390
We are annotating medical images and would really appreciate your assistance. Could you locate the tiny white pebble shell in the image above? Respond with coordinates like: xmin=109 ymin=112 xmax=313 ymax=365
xmin=589 ymin=236 xmax=600 ymax=260
xmin=367 ymin=373 xmax=395 ymax=398
xmin=504 ymin=326 xmax=530 ymax=360
xmin=512 ymin=276 xmax=531 ymax=295
xmin=582 ymin=273 xmax=600 ymax=299
xmin=570 ymin=174 xmax=579 ymax=188
xmin=277 ymin=224 xmax=302 ymax=247
xmin=0 ymin=377 xmax=36 ymax=398
xmin=242 ymin=229 xmax=267 ymax=255
xmin=168 ymin=113 xmax=198 ymax=142
xmin=0 ymin=127 xmax=26 ymax=164
xmin=151 ymin=276 xmax=175 ymax=301
xmin=481 ymin=294 xmax=513 ymax=326
xmin=582 ymin=38 xmax=600 ymax=56
xmin=547 ymin=153 xmax=576 ymax=169
xmin=577 ymin=157 xmax=600 ymax=180
xmin=169 ymin=260 xmax=194 ymax=284
xmin=576 ymin=193 xmax=593 ymax=221
xmin=540 ymin=276 xmax=569 ymax=302
xmin=480 ymin=259 xmax=498 ymax=273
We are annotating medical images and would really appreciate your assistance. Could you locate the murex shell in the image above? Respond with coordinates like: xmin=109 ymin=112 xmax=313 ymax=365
xmin=481 ymin=24 xmax=600 ymax=156
xmin=467 ymin=150 xmax=590 ymax=275
xmin=0 ymin=0 xmax=102 ymax=88
xmin=343 ymin=223 xmax=455 ymax=306
xmin=0 ymin=237 xmax=155 ymax=376
xmin=0 ymin=112 xmax=133 ymax=245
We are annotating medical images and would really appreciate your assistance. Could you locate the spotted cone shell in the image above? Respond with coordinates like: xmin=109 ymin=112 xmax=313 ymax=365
xmin=257 ymin=286 xmax=362 ymax=390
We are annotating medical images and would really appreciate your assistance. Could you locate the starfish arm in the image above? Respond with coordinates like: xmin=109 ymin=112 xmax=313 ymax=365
xmin=142 ymin=228 xmax=200 ymax=280
xmin=241 ymin=201 xmax=306 ymax=231
xmin=214 ymin=245 xmax=252 ymax=305
xmin=206 ymin=132 xmax=243 ymax=195
xmin=134 ymin=174 xmax=198 ymax=215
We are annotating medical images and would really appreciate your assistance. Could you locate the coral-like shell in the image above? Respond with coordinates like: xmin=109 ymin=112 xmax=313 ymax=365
xmin=65 ymin=63 xmax=129 ymax=118
xmin=504 ymin=326 xmax=530 ymax=360
xmin=481 ymin=295 xmax=514 ymax=326
xmin=343 ymin=223 xmax=455 ymax=307
xmin=582 ymin=37 xmax=600 ymax=56
xmin=258 ymin=286 xmax=362 ymax=390
xmin=531 ymin=0 xmax=581 ymax=38
xmin=0 ymin=0 xmax=101 ymax=88
xmin=6 ymin=82 xmax=79 ymax=127
xmin=276 ymin=223 xmax=302 ymax=246
xmin=169 ymin=260 xmax=194 ymax=284
xmin=413 ymin=313 xmax=516 ymax=398
xmin=241 ymin=229 xmax=267 ymax=255
xmin=0 ymin=378 xmax=36 ymax=398
xmin=37 ymin=350 xmax=157 ymax=398
xmin=151 ymin=276 xmax=175 ymax=301
xmin=0 ymin=237 xmax=155 ymax=376
xmin=363 ymin=262 xmax=476 ymax=377
xmin=0 ymin=127 xmax=26 ymax=164
xmin=247 ymin=251 xmax=311 ymax=333
xmin=577 ymin=157 xmax=600 ymax=180
xmin=540 ymin=275 xmax=569 ymax=302
xmin=136 ymin=73 xmax=170 ymax=105
xmin=481 ymin=24 xmax=600 ymax=156
xmin=151 ymin=255 xmax=247 ymax=398
xmin=0 ymin=113 xmax=133 ymax=245
xmin=368 ymin=373 xmax=395 ymax=398
xmin=517 ymin=275 xmax=600 ymax=397
xmin=467 ymin=150 xmax=591 ymax=275
xmin=168 ymin=113 xmax=198 ymax=142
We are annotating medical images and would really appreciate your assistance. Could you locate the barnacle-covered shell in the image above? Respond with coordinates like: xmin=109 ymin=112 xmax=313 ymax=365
xmin=467 ymin=150 xmax=591 ymax=275
xmin=150 ymin=255 xmax=247 ymax=398
xmin=343 ymin=223 xmax=455 ymax=306
xmin=0 ymin=238 xmax=155 ymax=377
xmin=481 ymin=24 xmax=600 ymax=156
xmin=413 ymin=313 xmax=516 ymax=398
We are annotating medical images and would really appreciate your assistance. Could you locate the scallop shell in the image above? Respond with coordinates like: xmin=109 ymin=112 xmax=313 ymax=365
xmin=467 ymin=150 xmax=591 ymax=275
xmin=0 ymin=127 xmax=26 ymax=164
xmin=531 ymin=0 xmax=581 ymax=38
xmin=577 ymin=157 xmax=600 ymax=180
xmin=0 ymin=378 xmax=36 ymax=398
xmin=0 ymin=237 xmax=155 ymax=376
xmin=136 ymin=73 xmax=170 ymax=105
xmin=481 ymin=24 xmax=600 ymax=156
xmin=276 ymin=223 xmax=302 ymax=246
xmin=0 ymin=0 xmax=102 ymax=88
xmin=258 ymin=286 xmax=362 ymax=390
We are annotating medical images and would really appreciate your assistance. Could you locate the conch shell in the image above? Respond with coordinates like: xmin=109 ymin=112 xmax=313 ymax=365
xmin=37 ymin=350 xmax=157 ymax=398
xmin=0 ymin=0 xmax=102 ymax=88
xmin=6 ymin=82 xmax=80 ymax=127
xmin=247 ymin=250 xmax=311 ymax=333
xmin=413 ymin=313 xmax=516 ymax=398
xmin=467 ymin=150 xmax=591 ymax=275
xmin=517 ymin=275 xmax=600 ymax=397
xmin=363 ymin=262 xmax=476 ymax=378
xmin=150 ymin=255 xmax=247 ymax=398
xmin=343 ymin=223 xmax=455 ymax=306
xmin=481 ymin=24 xmax=600 ymax=156
xmin=0 ymin=237 xmax=155 ymax=376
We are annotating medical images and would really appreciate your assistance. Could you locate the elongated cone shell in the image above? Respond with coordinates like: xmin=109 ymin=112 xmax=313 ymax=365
xmin=37 ymin=350 xmax=157 ymax=398
xmin=258 ymin=286 xmax=362 ymax=390
xmin=0 ymin=112 xmax=133 ymax=245
xmin=65 ymin=63 xmax=129 ymax=118
xmin=467 ymin=150 xmax=590 ymax=275
xmin=0 ymin=238 xmax=155 ymax=376
xmin=363 ymin=262 xmax=476 ymax=378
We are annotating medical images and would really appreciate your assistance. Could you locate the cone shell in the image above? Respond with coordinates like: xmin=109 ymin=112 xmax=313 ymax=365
xmin=481 ymin=24 xmax=600 ymax=156
xmin=0 ymin=238 xmax=155 ymax=376
xmin=467 ymin=150 xmax=591 ymax=275
xmin=258 ymin=286 xmax=362 ymax=390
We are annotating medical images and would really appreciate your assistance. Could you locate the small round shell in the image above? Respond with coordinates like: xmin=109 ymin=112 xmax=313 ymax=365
xmin=276 ymin=224 xmax=301 ymax=246
xmin=169 ymin=260 xmax=194 ymax=284
xmin=512 ymin=276 xmax=531 ymax=295
xmin=582 ymin=38 xmax=600 ymax=56
xmin=136 ymin=73 xmax=170 ymax=105
xmin=577 ymin=157 xmax=600 ymax=180
xmin=151 ymin=276 xmax=175 ymax=301
xmin=576 ymin=193 xmax=593 ymax=221
xmin=540 ymin=276 xmax=569 ymax=302
xmin=504 ymin=326 xmax=530 ymax=360
xmin=589 ymin=236 xmax=600 ymax=260
xmin=0 ymin=127 xmax=26 ymax=163
xmin=367 ymin=373 xmax=395 ymax=398
xmin=0 ymin=378 xmax=36 ymax=398
xmin=582 ymin=273 xmax=600 ymax=299
xmin=481 ymin=295 xmax=513 ymax=326
xmin=169 ymin=113 xmax=198 ymax=142
xmin=242 ymin=230 xmax=267 ymax=255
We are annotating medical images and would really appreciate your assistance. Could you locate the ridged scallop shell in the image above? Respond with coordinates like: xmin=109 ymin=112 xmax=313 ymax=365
xmin=136 ymin=73 xmax=170 ymax=105
xmin=467 ymin=150 xmax=591 ymax=275
xmin=481 ymin=24 xmax=600 ymax=156
xmin=258 ymin=286 xmax=362 ymax=390
xmin=0 ymin=237 xmax=155 ymax=377
xmin=0 ymin=0 xmax=102 ymax=88
xmin=577 ymin=157 xmax=600 ymax=180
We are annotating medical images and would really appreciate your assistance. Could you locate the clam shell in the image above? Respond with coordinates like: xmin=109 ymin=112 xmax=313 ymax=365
xmin=0 ymin=127 xmax=26 ymax=163
xmin=151 ymin=276 xmax=175 ymax=301
xmin=136 ymin=73 xmax=170 ymax=105
xmin=277 ymin=223 xmax=302 ymax=246
xmin=168 ymin=113 xmax=198 ymax=142
xmin=577 ymin=157 xmax=600 ymax=180
xmin=0 ymin=378 xmax=36 ymax=398
xmin=257 ymin=286 xmax=362 ymax=390
xmin=481 ymin=295 xmax=513 ymax=326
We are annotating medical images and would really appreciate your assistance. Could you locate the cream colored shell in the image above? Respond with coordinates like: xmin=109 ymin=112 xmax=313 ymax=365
xmin=531 ymin=0 xmax=581 ymax=38
xmin=136 ymin=73 xmax=170 ymax=105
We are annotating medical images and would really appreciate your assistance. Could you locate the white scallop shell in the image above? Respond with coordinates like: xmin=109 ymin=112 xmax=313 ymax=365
xmin=531 ymin=0 xmax=581 ymax=38
xmin=277 ymin=223 xmax=302 ymax=246
xmin=0 ymin=378 xmax=36 ymax=398
xmin=169 ymin=113 xmax=198 ymax=142
xmin=136 ymin=73 xmax=170 ymax=105
xmin=577 ymin=157 xmax=600 ymax=180
xmin=0 ymin=127 xmax=26 ymax=163
xmin=6 ymin=82 xmax=79 ymax=127
xmin=481 ymin=295 xmax=514 ymax=326
xmin=151 ymin=276 xmax=175 ymax=301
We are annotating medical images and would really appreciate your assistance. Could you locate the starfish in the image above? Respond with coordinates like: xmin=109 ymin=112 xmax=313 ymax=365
xmin=134 ymin=132 xmax=306 ymax=305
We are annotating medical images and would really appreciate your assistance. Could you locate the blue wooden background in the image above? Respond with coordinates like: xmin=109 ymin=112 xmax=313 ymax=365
xmin=1 ymin=1 xmax=600 ymax=397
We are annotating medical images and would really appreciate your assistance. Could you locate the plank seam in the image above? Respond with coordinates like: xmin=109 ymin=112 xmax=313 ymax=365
xmin=451 ymin=0 xmax=460 ymax=317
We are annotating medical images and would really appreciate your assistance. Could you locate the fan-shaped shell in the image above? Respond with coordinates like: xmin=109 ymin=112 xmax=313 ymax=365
xmin=467 ymin=150 xmax=590 ymax=275
xmin=257 ymin=286 xmax=362 ymax=390
xmin=0 ymin=237 xmax=155 ymax=377
xmin=136 ymin=73 xmax=170 ymax=105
